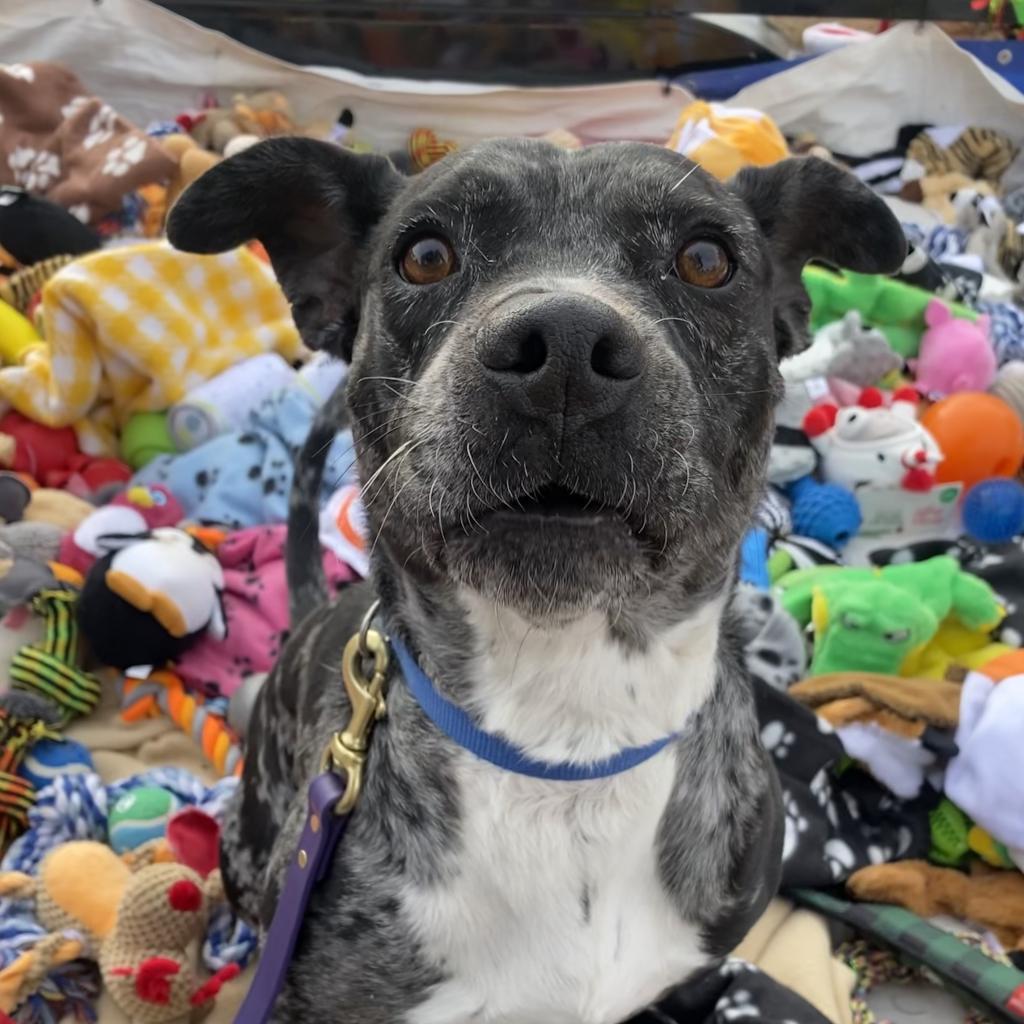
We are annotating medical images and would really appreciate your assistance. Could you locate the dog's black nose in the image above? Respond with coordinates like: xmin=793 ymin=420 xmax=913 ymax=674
xmin=475 ymin=294 xmax=646 ymax=420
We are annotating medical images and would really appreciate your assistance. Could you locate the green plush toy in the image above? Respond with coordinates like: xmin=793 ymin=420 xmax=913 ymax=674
xmin=778 ymin=555 xmax=1004 ymax=677
xmin=803 ymin=266 xmax=977 ymax=359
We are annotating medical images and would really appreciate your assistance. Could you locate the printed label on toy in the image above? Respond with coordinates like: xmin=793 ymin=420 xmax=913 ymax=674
xmin=855 ymin=483 xmax=962 ymax=536
xmin=804 ymin=376 xmax=831 ymax=401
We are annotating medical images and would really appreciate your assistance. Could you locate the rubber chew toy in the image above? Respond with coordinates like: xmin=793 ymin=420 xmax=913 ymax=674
xmin=920 ymin=392 xmax=1024 ymax=490
xmin=121 ymin=670 xmax=243 ymax=777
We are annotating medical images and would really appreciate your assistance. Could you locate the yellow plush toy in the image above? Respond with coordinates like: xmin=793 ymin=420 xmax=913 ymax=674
xmin=666 ymin=100 xmax=789 ymax=179
xmin=0 ymin=841 xmax=238 ymax=1023
xmin=0 ymin=298 xmax=43 ymax=366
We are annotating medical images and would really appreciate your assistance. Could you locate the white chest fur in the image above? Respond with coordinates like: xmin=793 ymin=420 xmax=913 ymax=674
xmin=403 ymin=595 xmax=723 ymax=1024
xmin=404 ymin=752 xmax=708 ymax=1024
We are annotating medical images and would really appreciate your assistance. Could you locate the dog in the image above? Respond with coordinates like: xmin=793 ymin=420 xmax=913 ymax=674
xmin=168 ymin=137 xmax=905 ymax=1023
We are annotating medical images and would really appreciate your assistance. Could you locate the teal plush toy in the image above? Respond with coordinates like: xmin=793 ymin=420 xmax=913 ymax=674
xmin=778 ymin=555 xmax=1004 ymax=676
xmin=804 ymin=266 xmax=977 ymax=359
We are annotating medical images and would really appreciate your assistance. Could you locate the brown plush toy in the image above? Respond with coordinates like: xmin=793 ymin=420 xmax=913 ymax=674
xmin=0 ymin=841 xmax=238 ymax=1023
xmin=848 ymin=860 xmax=1024 ymax=954
xmin=160 ymin=135 xmax=221 ymax=215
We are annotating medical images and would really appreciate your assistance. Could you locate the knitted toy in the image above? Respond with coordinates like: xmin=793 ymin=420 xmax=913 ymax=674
xmin=848 ymin=860 xmax=1024 ymax=955
xmin=909 ymin=299 xmax=995 ymax=399
xmin=0 ymin=841 xmax=239 ymax=1022
xmin=76 ymin=528 xmax=226 ymax=672
xmin=778 ymin=556 xmax=1004 ymax=677
xmin=802 ymin=387 xmax=943 ymax=493
xmin=121 ymin=670 xmax=243 ymax=777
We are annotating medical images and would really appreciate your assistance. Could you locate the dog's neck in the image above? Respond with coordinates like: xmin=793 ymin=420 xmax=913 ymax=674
xmin=386 ymin=575 xmax=725 ymax=765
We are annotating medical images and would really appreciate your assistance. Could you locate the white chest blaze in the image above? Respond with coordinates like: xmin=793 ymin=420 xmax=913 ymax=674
xmin=404 ymin=595 xmax=724 ymax=1024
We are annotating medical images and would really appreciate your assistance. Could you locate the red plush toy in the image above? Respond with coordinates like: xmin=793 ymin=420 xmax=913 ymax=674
xmin=0 ymin=411 xmax=79 ymax=485
xmin=58 ymin=484 xmax=184 ymax=575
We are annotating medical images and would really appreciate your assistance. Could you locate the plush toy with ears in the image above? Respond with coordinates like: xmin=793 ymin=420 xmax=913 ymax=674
xmin=0 ymin=832 xmax=238 ymax=1023
xmin=76 ymin=528 xmax=226 ymax=671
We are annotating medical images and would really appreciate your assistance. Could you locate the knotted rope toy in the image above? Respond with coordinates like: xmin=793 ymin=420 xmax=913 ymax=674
xmin=0 ymin=769 xmax=256 ymax=1022
xmin=9 ymin=588 xmax=102 ymax=727
xmin=0 ymin=693 xmax=60 ymax=857
xmin=120 ymin=670 xmax=243 ymax=777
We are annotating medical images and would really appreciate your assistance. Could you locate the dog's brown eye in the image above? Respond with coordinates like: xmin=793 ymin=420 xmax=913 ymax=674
xmin=400 ymin=236 xmax=455 ymax=285
xmin=674 ymin=239 xmax=732 ymax=288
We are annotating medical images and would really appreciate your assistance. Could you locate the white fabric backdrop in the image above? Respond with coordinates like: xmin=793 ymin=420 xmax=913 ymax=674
xmin=729 ymin=22 xmax=1024 ymax=156
xmin=0 ymin=0 xmax=692 ymax=148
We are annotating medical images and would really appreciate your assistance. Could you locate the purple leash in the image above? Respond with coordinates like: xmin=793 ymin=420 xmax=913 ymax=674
xmin=233 ymin=621 xmax=390 ymax=1024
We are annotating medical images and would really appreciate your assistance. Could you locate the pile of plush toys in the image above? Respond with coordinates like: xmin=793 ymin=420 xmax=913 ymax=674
xmin=0 ymin=765 xmax=255 ymax=1023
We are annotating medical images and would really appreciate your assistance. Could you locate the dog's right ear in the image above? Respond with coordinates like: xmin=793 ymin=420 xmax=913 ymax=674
xmin=167 ymin=137 xmax=403 ymax=360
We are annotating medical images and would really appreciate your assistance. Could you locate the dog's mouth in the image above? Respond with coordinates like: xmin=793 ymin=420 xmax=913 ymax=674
xmin=514 ymin=483 xmax=614 ymax=522
xmin=482 ymin=482 xmax=635 ymax=535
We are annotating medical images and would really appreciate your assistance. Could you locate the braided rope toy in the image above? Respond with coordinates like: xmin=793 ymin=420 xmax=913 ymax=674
xmin=839 ymin=936 xmax=1010 ymax=1024
xmin=10 ymin=589 xmax=102 ymax=728
xmin=0 ymin=769 xmax=256 ymax=1020
xmin=120 ymin=670 xmax=243 ymax=777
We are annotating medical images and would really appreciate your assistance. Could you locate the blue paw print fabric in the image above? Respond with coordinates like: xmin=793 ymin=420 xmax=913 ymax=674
xmin=134 ymin=387 xmax=356 ymax=528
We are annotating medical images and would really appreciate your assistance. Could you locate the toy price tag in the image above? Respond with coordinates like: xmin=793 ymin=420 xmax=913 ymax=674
xmin=855 ymin=483 xmax=962 ymax=536
xmin=804 ymin=376 xmax=831 ymax=401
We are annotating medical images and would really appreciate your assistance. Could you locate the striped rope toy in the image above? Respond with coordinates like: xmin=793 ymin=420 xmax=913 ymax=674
xmin=9 ymin=590 xmax=102 ymax=728
xmin=120 ymin=670 xmax=243 ymax=777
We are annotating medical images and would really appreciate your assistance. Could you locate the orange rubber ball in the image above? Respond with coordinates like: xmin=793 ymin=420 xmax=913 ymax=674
xmin=920 ymin=392 xmax=1024 ymax=490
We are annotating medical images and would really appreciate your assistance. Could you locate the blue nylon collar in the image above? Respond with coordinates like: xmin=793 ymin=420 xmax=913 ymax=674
xmin=390 ymin=638 xmax=677 ymax=781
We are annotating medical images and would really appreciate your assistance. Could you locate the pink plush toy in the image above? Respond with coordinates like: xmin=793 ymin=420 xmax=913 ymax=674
xmin=58 ymin=484 xmax=184 ymax=575
xmin=910 ymin=299 xmax=995 ymax=399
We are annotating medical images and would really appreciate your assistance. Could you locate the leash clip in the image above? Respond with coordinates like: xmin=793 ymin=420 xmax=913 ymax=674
xmin=322 ymin=621 xmax=389 ymax=816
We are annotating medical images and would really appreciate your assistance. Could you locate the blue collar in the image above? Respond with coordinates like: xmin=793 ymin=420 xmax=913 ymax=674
xmin=390 ymin=639 xmax=677 ymax=781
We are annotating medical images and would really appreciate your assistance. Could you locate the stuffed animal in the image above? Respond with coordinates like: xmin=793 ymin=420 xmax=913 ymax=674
xmin=802 ymin=387 xmax=943 ymax=493
xmin=790 ymin=672 xmax=963 ymax=799
xmin=0 ymin=411 xmax=79 ymax=485
xmin=909 ymin=299 xmax=995 ymax=399
xmin=59 ymin=484 xmax=184 ymax=576
xmin=160 ymin=135 xmax=220 ymax=214
xmin=848 ymin=860 xmax=1024 ymax=954
xmin=778 ymin=555 xmax=1005 ymax=677
xmin=803 ymin=265 xmax=978 ymax=358
xmin=0 ymin=840 xmax=239 ymax=1022
xmin=781 ymin=310 xmax=901 ymax=388
xmin=76 ymin=527 xmax=226 ymax=671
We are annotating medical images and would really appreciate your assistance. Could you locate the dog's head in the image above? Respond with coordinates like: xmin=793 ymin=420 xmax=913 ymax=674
xmin=170 ymin=138 xmax=903 ymax=632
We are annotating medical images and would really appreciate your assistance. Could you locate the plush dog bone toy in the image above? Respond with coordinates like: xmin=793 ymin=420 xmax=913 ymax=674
xmin=76 ymin=527 xmax=226 ymax=671
xmin=0 ymin=839 xmax=238 ymax=1023
xmin=802 ymin=387 xmax=943 ymax=492
xmin=909 ymin=298 xmax=995 ymax=399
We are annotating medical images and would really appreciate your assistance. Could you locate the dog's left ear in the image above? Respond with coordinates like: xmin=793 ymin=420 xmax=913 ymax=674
xmin=731 ymin=157 xmax=906 ymax=358
xmin=167 ymin=137 xmax=403 ymax=360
